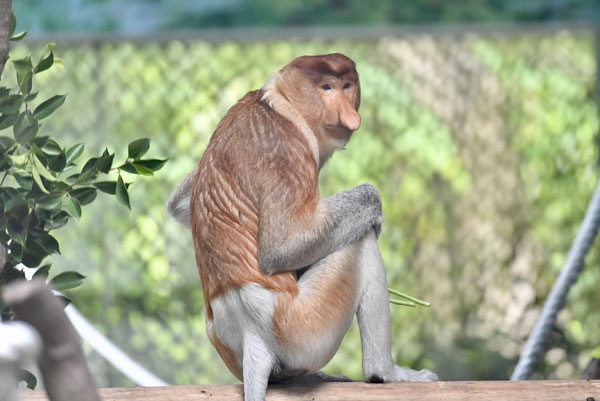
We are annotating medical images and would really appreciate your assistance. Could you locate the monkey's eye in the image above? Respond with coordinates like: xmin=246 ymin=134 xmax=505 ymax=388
xmin=321 ymin=84 xmax=332 ymax=91
xmin=343 ymin=82 xmax=352 ymax=89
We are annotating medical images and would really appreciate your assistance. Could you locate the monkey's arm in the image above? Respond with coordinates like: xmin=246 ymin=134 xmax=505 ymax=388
xmin=258 ymin=183 xmax=382 ymax=275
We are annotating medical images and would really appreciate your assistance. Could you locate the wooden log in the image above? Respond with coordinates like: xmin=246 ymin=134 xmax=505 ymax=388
xmin=19 ymin=380 xmax=600 ymax=401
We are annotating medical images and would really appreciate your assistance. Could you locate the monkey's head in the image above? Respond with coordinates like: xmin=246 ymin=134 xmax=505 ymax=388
xmin=271 ymin=53 xmax=361 ymax=161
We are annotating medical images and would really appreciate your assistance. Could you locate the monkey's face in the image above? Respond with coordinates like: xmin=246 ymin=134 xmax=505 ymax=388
xmin=317 ymin=77 xmax=361 ymax=139
xmin=275 ymin=53 xmax=362 ymax=160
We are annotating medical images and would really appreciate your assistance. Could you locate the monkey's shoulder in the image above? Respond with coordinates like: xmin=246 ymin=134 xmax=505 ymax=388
xmin=213 ymin=90 xmax=310 ymax=153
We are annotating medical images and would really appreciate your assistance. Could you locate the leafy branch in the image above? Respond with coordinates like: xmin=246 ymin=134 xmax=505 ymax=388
xmin=0 ymin=14 xmax=167 ymax=321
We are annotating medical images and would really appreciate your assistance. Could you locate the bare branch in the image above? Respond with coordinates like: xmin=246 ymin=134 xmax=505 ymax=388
xmin=3 ymin=279 xmax=101 ymax=401
xmin=0 ymin=0 xmax=12 ymax=77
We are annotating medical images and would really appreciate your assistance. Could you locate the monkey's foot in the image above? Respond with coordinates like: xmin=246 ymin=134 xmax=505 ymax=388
xmin=367 ymin=366 xmax=438 ymax=383
xmin=393 ymin=366 xmax=438 ymax=382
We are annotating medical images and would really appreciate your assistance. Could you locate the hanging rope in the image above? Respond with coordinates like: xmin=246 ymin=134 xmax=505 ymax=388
xmin=511 ymin=178 xmax=600 ymax=380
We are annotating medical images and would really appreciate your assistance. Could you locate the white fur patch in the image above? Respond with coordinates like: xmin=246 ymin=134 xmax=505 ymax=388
xmin=262 ymin=74 xmax=320 ymax=167
xmin=210 ymin=284 xmax=278 ymax=369
xmin=210 ymin=282 xmax=355 ymax=377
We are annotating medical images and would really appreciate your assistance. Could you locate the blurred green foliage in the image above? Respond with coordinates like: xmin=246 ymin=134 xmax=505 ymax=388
xmin=14 ymin=0 xmax=600 ymax=35
xmin=6 ymin=29 xmax=599 ymax=385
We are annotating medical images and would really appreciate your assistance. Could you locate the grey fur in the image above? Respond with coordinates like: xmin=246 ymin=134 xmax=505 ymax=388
xmin=357 ymin=230 xmax=437 ymax=383
xmin=258 ymin=183 xmax=383 ymax=276
xmin=166 ymin=166 xmax=198 ymax=228
xmin=243 ymin=229 xmax=437 ymax=401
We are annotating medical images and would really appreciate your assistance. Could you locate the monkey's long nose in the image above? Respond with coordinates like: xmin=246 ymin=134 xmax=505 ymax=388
xmin=339 ymin=102 xmax=361 ymax=132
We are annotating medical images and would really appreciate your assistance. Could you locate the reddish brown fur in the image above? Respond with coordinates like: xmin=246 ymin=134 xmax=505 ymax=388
xmin=191 ymin=90 xmax=310 ymax=313
xmin=207 ymin=324 xmax=243 ymax=380
xmin=190 ymin=54 xmax=362 ymax=376
xmin=273 ymin=246 xmax=361 ymax=350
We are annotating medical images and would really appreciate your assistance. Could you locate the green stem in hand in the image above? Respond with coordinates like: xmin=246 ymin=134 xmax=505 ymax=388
xmin=389 ymin=298 xmax=416 ymax=307
xmin=388 ymin=288 xmax=431 ymax=307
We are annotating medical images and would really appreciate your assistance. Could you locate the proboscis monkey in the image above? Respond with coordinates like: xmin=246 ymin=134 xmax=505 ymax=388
xmin=167 ymin=53 xmax=437 ymax=401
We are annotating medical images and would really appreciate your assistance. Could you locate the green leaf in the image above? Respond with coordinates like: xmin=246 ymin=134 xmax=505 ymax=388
xmin=0 ymin=112 xmax=19 ymax=130
xmin=38 ymin=233 xmax=60 ymax=255
xmin=120 ymin=162 xmax=137 ymax=174
xmin=47 ymin=211 xmax=69 ymax=230
xmin=8 ymin=153 xmax=27 ymax=166
xmin=134 ymin=158 xmax=168 ymax=172
xmin=18 ymin=369 xmax=37 ymax=390
xmin=31 ymin=135 xmax=49 ymax=148
xmin=19 ymin=70 xmax=32 ymax=94
xmin=32 ymin=164 xmax=50 ymax=194
xmin=81 ymin=157 xmax=99 ymax=175
xmin=33 ymin=264 xmax=51 ymax=279
xmin=128 ymin=138 xmax=150 ymax=159
xmin=32 ymin=94 xmax=66 ymax=120
xmin=34 ymin=50 xmax=54 ymax=74
xmin=10 ymin=31 xmax=27 ymax=41
xmin=96 ymin=152 xmax=114 ymax=173
xmin=51 ymin=271 xmax=86 ymax=291
xmin=33 ymin=154 xmax=57 ymax=182
xmin=0 ymin=136 xmax=15 ymax=149
xmin=25 ymin=91 xmax=39 ymax=102
xmin=7 ymin=219 xmax=26 ymax=246
xmin=13 ymin=174 xmax=33 ymax=191
xmin=13 ymin=111 xmax=39 ymax=143
xmin=133 ymin=163 xmax=154 ymax=176
xmin=13 ymin=57 xmax=33 ymax=94
xmin=66 ymin=195 xmax=82 ymax=218
xmin=36 ymin=193 xmax=63 ymax=210
xmin=94 ymin=181 xmax=117 ymax=194
xmin=70 ymin=187 xmax=97 ymax=205
xmin=22 ymin=239 xmax=48 ymax=268
xmin=0 ymin=94 xmax=24 ymax=114
xmin=116 ymin=175 xmax=130 ymax=209
xmin=42 ymin=139 xmax=62 ymax=156
xmin=48 ymin=152 xmax=67 ymax=172
xmin=65 ymin=143 xmax=85 ymax=164
xmin=8 ymin=241 xmax=23 ymax=265
xmin=4 ymin=195 xmax=27 ymax=213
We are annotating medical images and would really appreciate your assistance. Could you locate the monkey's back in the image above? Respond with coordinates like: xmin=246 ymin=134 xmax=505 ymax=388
xmin=190 ymin=90 xmax=317 ymax=318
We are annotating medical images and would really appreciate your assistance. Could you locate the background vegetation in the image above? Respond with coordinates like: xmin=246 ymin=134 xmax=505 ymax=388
xmin=13 ymin=0 xmax=600 ymax=35
xmin=4 ymin=27 xmax=598 ymax=386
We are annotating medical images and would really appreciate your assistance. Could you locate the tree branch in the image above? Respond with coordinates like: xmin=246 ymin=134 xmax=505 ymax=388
xmin=3 ymin=279 xmax=101 ymax=401
xmin=0 ymin=0 xmax=12 ymax=78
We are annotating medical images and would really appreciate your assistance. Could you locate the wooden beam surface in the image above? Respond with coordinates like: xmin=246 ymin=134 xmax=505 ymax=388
xmin=20 ymin=380 xmax=600 ymax=401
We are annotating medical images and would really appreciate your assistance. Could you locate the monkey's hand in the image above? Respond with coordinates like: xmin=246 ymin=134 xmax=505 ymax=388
xmin=257 ymin=183 xmax=383 ymax=275
xmin=352 ymin=183 xmax=383 ymax=238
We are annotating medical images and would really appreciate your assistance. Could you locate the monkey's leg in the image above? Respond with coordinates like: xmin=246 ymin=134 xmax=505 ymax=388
xmin=242 ymin=332 xmax=275 ymax=401
xmin=274 ymin=230 xmax=436 ymax=382
xmin=356 ymin=229 xmax=437 ymax=382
